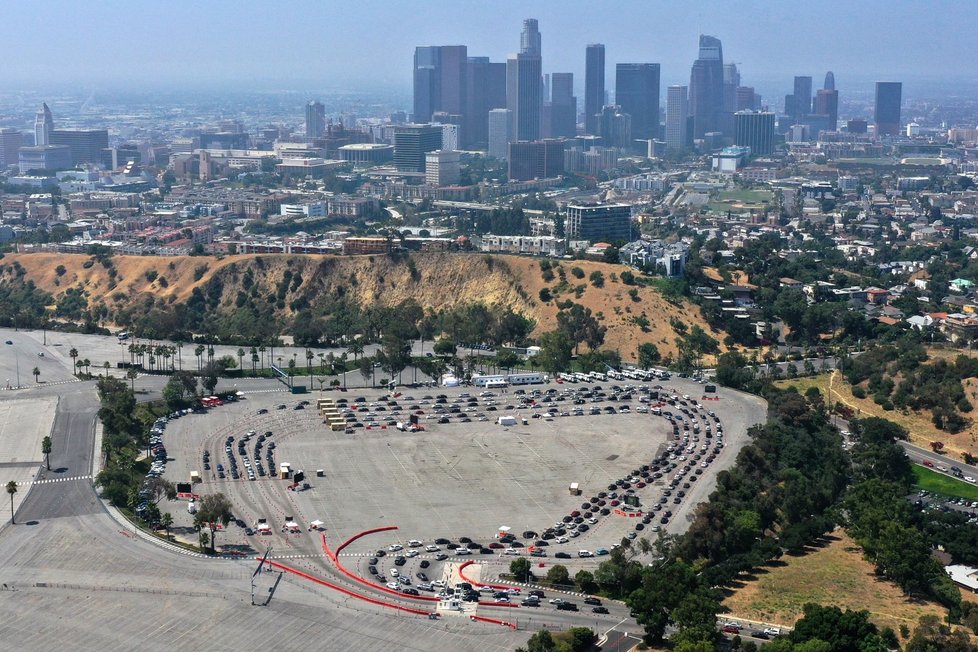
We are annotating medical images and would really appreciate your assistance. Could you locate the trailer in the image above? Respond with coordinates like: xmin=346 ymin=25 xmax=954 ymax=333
xmin=569 ymin=482 xmax=581 ymax=496
xmin=507 ymin=372 xmax=546 ymax=385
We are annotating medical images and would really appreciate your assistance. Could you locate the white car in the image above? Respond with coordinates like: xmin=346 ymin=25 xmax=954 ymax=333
xmin=387 ymin=582 xmax=400 ymax=590
xmin=504 ymin=548 xmax=520 ymax=555
xmin=454 ymin=547 xmax=470 ymax=555
xmin=965 ymin=476 xmax=976 ymax=484
xmin=425 ymin=544 xmax=440 ymax=552
xmin=555 ymin=536 xmax=568 ymax=544
xmin=388 ymin=543 xmax=403 ymax=551
xmin=389 ymin=568 xmax=399 ymax=577
xmin=408 ymin=539 xmax=422 ymax=547
xmin=763 ymin=627 xmax=781 ymax=636
xmin=406 ymin=549 xmax=419 ymax=557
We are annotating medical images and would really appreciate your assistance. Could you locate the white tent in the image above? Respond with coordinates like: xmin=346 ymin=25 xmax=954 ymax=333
xmin=310 ymin=520 xmax=324 ymax=529
xmin=497 ymin=416 xmax=517 ymax=426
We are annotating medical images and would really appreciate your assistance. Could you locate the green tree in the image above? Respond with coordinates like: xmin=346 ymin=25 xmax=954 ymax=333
xmin=557 ymin=304 xmax=606 ymax=354
xmin=6 ymin=479 xmax=17 ymax=524
xmin=537 ymin=330 xmax=573 ymax=375
xmin=525 ymin=630 xmax=556 ymax=652
xmin=160 ymin=512 xmax=173 ymax=540
xmin=637 ymin=342 xmax=661 ymax=368
xmin=162 ymin=376 xmax=186 ymax=411
xmin=546 ymin=564 xmax=570 ymax=585
xmin=69 ymin=347 xmax=78 ymax=374
xmin=41 ymin=436 xmax=52 ymax=470
xmin=509 ymin=557 xmax=532 ymax=581
xmin=32 ymin=366 xmax=40 ymax=383
xmin=196 ymin=492 xmax=234 ymax=553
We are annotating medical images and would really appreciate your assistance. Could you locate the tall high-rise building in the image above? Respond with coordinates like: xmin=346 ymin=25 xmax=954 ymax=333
xmin=0 ymin=129 xmax=23 ymax=168
xmin=412 ymin=45 xmax=467 ymax=126
xmin=506 ymin=18 xmax=543 ymax=142
xmin=689 ymin=35 xmax=724 ymax=138
xmin=814 ymin=88 xmax=839 ymax=131
xmin=413 ymin=46 xmax=440 ymax=124
xmin=393 ymin=124 xmax=442 ymax=172
xmin=665 ymin=86 xmax=689 ymax=151
xmin=793 ymin=76 xmax=813 ymax=118
xmin=507 ymin=55 xmax=542 ymax=141
xmin=565 ymin=203 xmax=632 ymax=242
xmin=615 ymin=63 xmax=660 ymax=141
xmin=824 ymin=71 xmax=835 ymax=91
xmin=465 ymin=57 xmax=507 ymax=148
xmin=584 ymin=44 xmax=605 ymax=135
xmin=34 ymin=103 xmax=53 ymax=146
xmin=722 ymin=63 xmax=740 ymax=126
xmin=305 ymin=101 xmax=325 ymax=138
xmin=520 ymin=18 xmax=541 ymax=56
xmin=548 ymin=72 xmax=577 ymax=138
xmin=734 ymin=110 xmax=776 ymax=155
xmin=488 ymin=109 xmax=514 ymax=159
xmin=874 ymin=82 xmax=902 ymax=137
xmin=598 ymin=105 xmax=632 ymax=149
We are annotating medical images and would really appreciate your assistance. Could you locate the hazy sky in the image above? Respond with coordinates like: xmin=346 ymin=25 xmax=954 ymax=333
xmin=5 ymin=0 xmax=978 ymax=94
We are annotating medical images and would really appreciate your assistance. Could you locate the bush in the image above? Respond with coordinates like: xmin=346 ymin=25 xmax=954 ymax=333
xmin=571 ymin=266 xmax=585 ymax=279
xmin=539 ymin=288 xmax=552 ymax=303
xmin=852 ymin=385 xmax=867 ymax=399
xmin=589 ymin=271 xmax=605 ymax=288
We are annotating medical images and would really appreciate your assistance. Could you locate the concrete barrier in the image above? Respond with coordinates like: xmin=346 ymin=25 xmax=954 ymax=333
xmin=263 ymin=558 xmax=433 ymax=616
xmin=324 ymin=528 xmax=439 ymax=603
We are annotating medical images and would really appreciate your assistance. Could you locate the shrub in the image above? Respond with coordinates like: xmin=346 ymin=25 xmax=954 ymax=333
xmin=852 ymin=385 xmax=867 ymax=399
xmin=571 ymin=266 xmax=585 ymax=279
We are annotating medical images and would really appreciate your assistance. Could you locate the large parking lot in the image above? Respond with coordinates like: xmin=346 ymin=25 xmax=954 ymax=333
xmin=153 ymin=378 xmax=761 ymax=571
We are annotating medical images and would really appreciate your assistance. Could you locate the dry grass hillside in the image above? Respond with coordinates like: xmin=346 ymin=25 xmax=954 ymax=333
xmin=4 ymin=252 xmax=721 ymax=361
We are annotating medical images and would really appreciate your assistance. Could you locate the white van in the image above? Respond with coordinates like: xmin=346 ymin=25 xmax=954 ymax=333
xmin=578 ymin=550 xmax=593 ymax=558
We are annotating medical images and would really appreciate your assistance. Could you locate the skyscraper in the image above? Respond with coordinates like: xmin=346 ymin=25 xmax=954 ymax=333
xmin=615 ymin=63 xmax=660 ymax=141
xmin=814 ymin=88 xmax=839 ymax=131
xmin=824 ymin=71 xmax=835 ymax=91
xmin=488 ymin=109 xmax=514 ymax=159
xmin=413 ymin=46 xmax=440 ymax=124
xmin=50 ymin=129 xmax=109 ymax=165
xmin=793 ymin=76 xmax=813 ymax=118
xmin=688 ymin=35 xmax=724 ymax=138
xmin=412 ymin=45 xmax=467 ymax=126
xmin=722 ymin=63 xmax=740 ymax=126
xmin=34 ymin=102 xmax=53 ymax=146
xmin=665 ymin=85 xmax=689 ymax=151
xmin=465 ymin=56 xmax=506 ymax=148
xmin=584 ymin=44 xmax=605 ymax=135
xmin=508 ymin=139 xmax=564 ymax=181
xmin=549 ymin=72 xmax=577 ymax=138
xmin=598 ymin=105 xmax=632 ymax=149
xmin=520 ymin=18 xmax=541 ymax=56
xmin=734 ymin=111 xmax=776 ymax=155
xmin=305 ymin=101 xmax=325 ymax=138
xmin=874 ymin=82 xmax=902 ymax=137
xmin=505 ymin=18 xmax=543 ymax=142
xmin=735 ymin=86 xmax=758 ymax=111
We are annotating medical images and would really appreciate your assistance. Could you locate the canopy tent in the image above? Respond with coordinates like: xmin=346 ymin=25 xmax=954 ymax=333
xmin=310 ymin=519 xmax=324 ymax=529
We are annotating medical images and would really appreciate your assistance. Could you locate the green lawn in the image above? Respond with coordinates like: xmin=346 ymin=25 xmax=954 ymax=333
xmin=912 ymin=464 xmax=978 ymax=501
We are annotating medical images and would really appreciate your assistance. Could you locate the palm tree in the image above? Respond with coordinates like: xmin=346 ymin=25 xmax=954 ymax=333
xmin=175 ymin=341 xmax=184 ymax=370
xmin=207 ymin=344 xmax=215 ymax=367
xmin=306 ymin=349 xmax=314 ymax=377
xmin=6 ymin=480 xmax=16 ymax=524
xmin=161 ymin=512 xmax=173 ymax=540
xmin=126 ymin=367 xmax=138 ymax=394
xmin=318 ymin=352 xmax=326 ymax=374
xmin=41 ymin=436 xmax=52 ymax=470
xmin=347 ymin=341 xmax=364 ymax=363
xmin=103 ymin=361 xmax=110 ymax=377
xmin=194 ymin=345 xmax=205 ymax=372
xmin=69 ymin=347 xmax=78 ymax=375
xmin=32 ymin=366 xmax=40 ymax=384
xmin=259 ymin=345 xmax=266 ymax=369
xmin=251 ymin=348 xmax=259 ymax=376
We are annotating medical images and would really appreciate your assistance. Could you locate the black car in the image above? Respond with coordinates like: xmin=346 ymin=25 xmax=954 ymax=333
xmin=556 ymin=602 xmax=578 ymax=611
xmin=416 ymin=571 xmax=429 ymax=581
xmin=555 ymin=551 xmax=571 ymax=559
xmin=592 ymin=606 xmax=609 ymax=614
xmin=394 ymin=556 xmax=406 ymax=566
xmin=368 ymin=565 xmax=378 ymax=575
xmin=419 ymin=560 xmax=430 ymax=569
xmin=584 ymin=597 xmax=602 ymax=605
xmin=375 ymin=549 xmax=386 ymax=557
